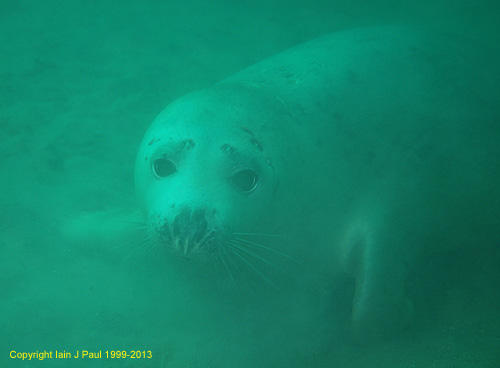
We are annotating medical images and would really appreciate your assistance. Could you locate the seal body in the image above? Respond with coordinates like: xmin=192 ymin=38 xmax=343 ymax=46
xmin=135 ymin=27 xmax=500 ymax=343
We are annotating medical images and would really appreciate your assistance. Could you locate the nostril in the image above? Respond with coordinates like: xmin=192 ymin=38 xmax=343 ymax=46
xmin=194 ymin=229 xmax=206 ymax=243
xmin=172 ymin=208 xmax=190 ymax=237
xmin=192 ymin=209 xmax=208 ymax=242
xmin=172 ymin=208 xmax=208 ymax=240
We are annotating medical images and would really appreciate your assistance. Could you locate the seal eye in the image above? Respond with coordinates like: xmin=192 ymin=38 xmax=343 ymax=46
xmin=232 ymin=169 xmax=259 ymax=193
xmin=153 ymin=157 xmax=177 ymax=178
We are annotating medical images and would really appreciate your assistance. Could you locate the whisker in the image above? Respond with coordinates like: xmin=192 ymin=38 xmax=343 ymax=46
xmin=226 ymin=244 xmax=277 ymax=289
xmin=229 ymin=240 xmax=295 ymax=280
xmin=221 ymin=245 xmax=245 ymax=281
xmin=234 ymin=237 xmax=302 ymax=265
xmin=129 ymin=236 xmax=151 ymax=256
xmin=222 ymin=247 xmax=255 ymax=290
xmin=230 ymin=232 xmax=288 ymax=238
xmin=195 ymin=228 xmax=215 ymax=249
xmin=107 ymin=230 xmax=150 ymax=254
xmin=123 ymin=219 xmax=148 ymax=228
xmin=122 ymin=234 xmax=153 ymax=260
xmin=212 ymin=254 xmax=221 ymax=288
xmin=218 ymin=249 xmax=236 ymax=288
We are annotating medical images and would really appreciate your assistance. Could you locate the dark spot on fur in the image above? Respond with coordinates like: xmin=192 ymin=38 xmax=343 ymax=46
xmin=250 ymin=137 xmax=263 ymax=152
xmin=240 ymin=127 xmax=256 ymax=136
xmin=221 ymin=143 xmax=235 ymax=155
xmin=182 ymin=139 xmax=195 ymax=150
xmin=240 ymin=127 xmax=264 ymax=152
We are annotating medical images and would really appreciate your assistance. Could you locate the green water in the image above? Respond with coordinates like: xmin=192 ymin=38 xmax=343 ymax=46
xmin=1 ymin=1 xmax=499 ymax=367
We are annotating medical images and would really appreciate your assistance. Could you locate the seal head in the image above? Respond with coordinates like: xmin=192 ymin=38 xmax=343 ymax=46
xmin=135 ymin=85 xmax=288 ymax=262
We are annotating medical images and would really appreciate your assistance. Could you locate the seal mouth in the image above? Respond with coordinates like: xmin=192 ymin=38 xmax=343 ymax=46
xmin=147 ymin=208 xmax=301 ymax=288
xmin=150 ymin=207 xmax=222 ymax=258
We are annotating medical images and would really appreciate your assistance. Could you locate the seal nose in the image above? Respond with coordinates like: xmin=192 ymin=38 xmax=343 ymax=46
xmin=171 ymin=207 xmax=213 ymax=255
xmin=172 ymin=208 xmax=207 ymax=241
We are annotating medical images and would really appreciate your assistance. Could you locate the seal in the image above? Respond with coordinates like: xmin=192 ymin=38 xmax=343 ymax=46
xmin=134 ymin=27 xmax=500 ymax=343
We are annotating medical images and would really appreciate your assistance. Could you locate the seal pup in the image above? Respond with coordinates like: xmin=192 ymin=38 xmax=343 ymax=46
xmin=74 ymin=26 xmax=498 ymax=348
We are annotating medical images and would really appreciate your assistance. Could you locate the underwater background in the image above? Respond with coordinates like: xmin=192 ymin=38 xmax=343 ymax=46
xmin=1 ymin=0 xmax=499 ymax=367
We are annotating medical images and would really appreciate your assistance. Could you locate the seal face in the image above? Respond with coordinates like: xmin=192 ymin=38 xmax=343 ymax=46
xmin=134 ymin=26 xmax=500 ymax=342
xmin=135 ymin=87 xmax=283 ymax=263
xmin=145 ymin=129 xmax=272 ymax=258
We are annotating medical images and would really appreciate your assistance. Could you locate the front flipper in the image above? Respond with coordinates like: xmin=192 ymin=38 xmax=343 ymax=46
xmin=341 ymin=219 xmax=415 ymax=344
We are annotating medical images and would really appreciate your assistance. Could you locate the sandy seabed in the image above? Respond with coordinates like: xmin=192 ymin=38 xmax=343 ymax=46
xmin=1 ymin=1 xmax=499 ymax=367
